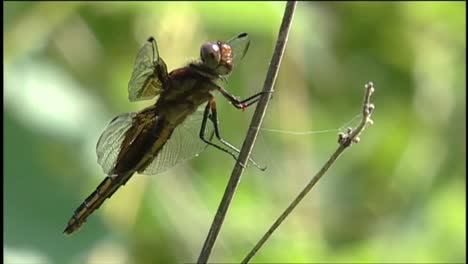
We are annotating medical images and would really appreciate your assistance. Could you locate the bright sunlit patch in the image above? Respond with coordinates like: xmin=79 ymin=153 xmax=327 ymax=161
xmin=4 ymin=60 xmax=107 ymax=140
xmin=86 ymin=239 xmax=129 ymax=264
xmin=4 ymin=60 xmax=111 ymax=178
xmin=4 ymin=247 xmax=51 ymax=264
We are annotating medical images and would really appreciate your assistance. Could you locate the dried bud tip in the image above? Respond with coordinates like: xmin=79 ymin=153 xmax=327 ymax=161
xmin=338 ymin=132 xmax=346 ymax=142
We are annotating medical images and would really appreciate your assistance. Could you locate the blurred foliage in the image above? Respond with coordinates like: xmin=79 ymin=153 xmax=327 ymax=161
xmin=4 ymin=1 xmax=465 ymax=264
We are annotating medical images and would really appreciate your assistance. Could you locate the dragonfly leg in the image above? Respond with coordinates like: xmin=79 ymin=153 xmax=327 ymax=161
xmin=206 ymin=99 xmax=266 ymax=171
xmin=218 ymin=87 xmax=272 ymax=110
xmin=199 ymin=101 xmax=239 ymax=162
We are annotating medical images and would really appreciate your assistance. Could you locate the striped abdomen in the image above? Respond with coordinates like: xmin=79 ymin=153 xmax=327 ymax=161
xmin=63 ymin=170 xmax=135 ymax=234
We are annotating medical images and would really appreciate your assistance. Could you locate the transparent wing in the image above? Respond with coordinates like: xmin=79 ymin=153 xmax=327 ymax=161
xmin=96 ymin=112 xmax=137 ymax=174
xmin=128 ymin=37 xmax=168 ymax=102
xmin=213 ymin=32 xmax=250 ymax=87
xmin=140 ymin=107 xmax=214 ymax=175
xmin=226 ymin=32 xmax=250 ymax=73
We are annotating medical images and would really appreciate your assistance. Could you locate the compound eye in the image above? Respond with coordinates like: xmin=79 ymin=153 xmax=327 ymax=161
xmin=200 ymin=42 xmax=221 ymax=69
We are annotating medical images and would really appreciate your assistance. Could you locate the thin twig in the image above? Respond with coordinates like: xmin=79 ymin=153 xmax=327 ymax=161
xmin=241 ymin=82 xmax=376 ymax=263
xmin=196 ymin=2 xmax=297 ymax=263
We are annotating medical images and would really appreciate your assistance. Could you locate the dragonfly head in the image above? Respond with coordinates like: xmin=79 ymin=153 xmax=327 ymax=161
xmin=200 ymin=41 xmax=233 ymax=76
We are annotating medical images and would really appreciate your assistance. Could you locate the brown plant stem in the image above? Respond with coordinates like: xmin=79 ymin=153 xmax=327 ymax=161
xmin=196 ymin=1 xmax=298 ymax=263
xmin=241 ymin=82 xmax=376 ymax=263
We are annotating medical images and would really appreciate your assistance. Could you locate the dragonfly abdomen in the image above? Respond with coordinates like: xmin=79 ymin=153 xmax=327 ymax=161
xmin=63 ymin=171 xmax=135 ymax=234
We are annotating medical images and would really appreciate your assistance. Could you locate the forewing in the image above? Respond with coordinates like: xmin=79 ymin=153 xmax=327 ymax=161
xmin=96 ymin=112 xmax=137 ymax=174
xmin=128 ymin=37 xmax=167 ymax=102
xmin=213 ymin=33 xmax=250 ymax=87
xmin=140 ymin=107 xmax=214 ymax=175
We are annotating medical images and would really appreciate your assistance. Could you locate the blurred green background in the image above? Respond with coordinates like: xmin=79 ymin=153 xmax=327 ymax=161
xmin=4 ymin=1 xmax=466 ymax=264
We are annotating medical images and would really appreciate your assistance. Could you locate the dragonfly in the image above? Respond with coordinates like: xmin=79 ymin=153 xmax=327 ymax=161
xmin=64 ymin=32 xmax=267 ymax=234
